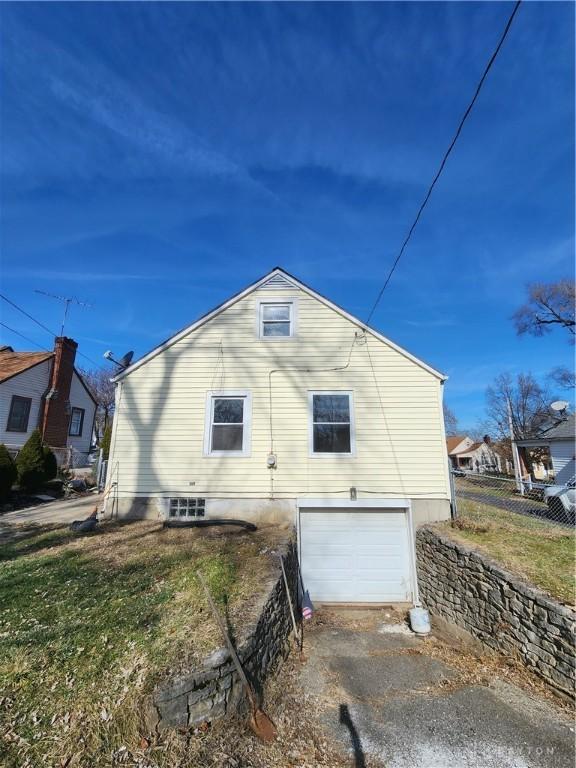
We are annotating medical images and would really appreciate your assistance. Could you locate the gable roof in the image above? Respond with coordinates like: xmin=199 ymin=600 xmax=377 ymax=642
xmin=0 ymin=348 xmax=98 ymax=406
xmin=455 ymin=441 xmax=483 ymax=455
xmin=446 ymin=435 xmax=467 ymax=453
xmin=72 ymin=368 xmax=98 ymax=406
xmin=538 ymin=413 xmax=575 ymax=441
xmin=0 ymin=349 xmax=53 ymax=384
xmin=114 ymin=267 xmax=447 ymax=382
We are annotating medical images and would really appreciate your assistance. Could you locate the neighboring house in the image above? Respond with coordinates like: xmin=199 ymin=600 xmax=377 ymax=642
xmin=106 ymin=268 xmax=451 ymax=604
xmin=0 ymin=337 xmax=97 ymax=465
xmin=516 ymin=413 xmax=576 ymax=485
xmin=446 ymin=435 xmax=503 ymax=473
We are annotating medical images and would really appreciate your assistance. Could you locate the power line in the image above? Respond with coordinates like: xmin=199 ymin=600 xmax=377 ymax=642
xmin=365 ymin=0 xmax=522 ymax=326
xmin=0 ymin=292 xmax=102 ymax=367
xmin=76 ymin=350 xmax=105 ymax=368
xmin=0 ymin=292 xmax=56 ymax=337
xmin=0 ymin=322 xmax=51 ymax=352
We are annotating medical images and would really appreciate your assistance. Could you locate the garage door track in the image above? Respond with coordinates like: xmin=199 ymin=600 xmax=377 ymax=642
xmin=302 ymin=609 xmax=574 ymax=768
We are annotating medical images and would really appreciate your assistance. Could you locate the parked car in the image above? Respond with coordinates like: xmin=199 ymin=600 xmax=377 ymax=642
xmin=544 ymin=480 xmax=575 ymax=522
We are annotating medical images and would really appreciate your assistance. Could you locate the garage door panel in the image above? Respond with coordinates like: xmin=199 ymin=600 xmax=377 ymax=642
xmin=300 ymin=507 xmax=412 ymax=603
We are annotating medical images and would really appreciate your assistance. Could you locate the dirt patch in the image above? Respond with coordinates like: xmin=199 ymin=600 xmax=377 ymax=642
xmin=308 ymin=605 xmax=409 ymax=632
xmin=101 ymin=651 xmax=355 ymax=768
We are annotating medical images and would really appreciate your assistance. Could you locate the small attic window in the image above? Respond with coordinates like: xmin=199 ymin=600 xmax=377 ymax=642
xmin=258 ymin=301 xmax=295 ymax=338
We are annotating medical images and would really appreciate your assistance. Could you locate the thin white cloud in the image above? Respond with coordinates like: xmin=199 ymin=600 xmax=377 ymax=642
xmin=2 ymin=13 xmax=279 ymax=200
xmin=5 ymin=269 xmax=181 ymax=282
xmin=405 ymin=318 xmax=456 ymax=328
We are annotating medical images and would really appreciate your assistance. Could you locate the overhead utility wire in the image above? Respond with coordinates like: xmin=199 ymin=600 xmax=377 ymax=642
xmin=364 ymin=0 xmax=522 ymax=326
xmin=0 ymin=322 xmax=51 ymax=352
xmin=0 ymin=293 xmax=101 ymax=367
xmin=0 ymin=293 xmax=55 ymax=337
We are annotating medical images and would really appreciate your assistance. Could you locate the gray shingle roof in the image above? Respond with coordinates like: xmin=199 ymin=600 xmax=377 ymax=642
xmin=539 ymin=413 xmax=575 ymax=441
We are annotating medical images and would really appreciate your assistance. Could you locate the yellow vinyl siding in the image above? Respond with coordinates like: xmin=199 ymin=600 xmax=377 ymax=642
xmin=109 ymin=287 xmax=449 ymax=499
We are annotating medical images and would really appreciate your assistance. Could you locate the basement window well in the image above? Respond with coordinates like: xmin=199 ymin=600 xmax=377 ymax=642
xmin=168 ymin=498 xmax=206 ymax=518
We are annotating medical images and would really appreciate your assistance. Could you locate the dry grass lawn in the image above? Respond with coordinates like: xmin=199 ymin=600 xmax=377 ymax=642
xmin=0 ymin=519 xmax=282 ymax=768
xmin=439 ymin=497 xmax=574 ymax=605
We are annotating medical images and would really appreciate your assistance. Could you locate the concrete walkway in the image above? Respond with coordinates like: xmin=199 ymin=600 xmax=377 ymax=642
xmin=302 ymin=609 xmax=574 ymax=768
xmin=0 ymin=493 xmax=102 ymax=528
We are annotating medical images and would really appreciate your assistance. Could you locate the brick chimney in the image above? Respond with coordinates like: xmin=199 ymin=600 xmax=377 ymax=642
xmin=42 ymin=337 xmax=78 ymax=447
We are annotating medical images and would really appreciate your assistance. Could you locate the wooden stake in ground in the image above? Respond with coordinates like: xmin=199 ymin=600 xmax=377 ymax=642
xmin=278 ymin=554 xmax=303 ymax=654
xmin=197 ymin=571 xmax=277 ymax=743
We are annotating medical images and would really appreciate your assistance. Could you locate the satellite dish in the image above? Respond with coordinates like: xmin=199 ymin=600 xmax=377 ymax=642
xmin=102 ymin=350 xmax=134 ymax=369
xmin=550 ymin=400 xmax=570 ymax=413
xmin=118 ymin=351 xmax=134 ymax=368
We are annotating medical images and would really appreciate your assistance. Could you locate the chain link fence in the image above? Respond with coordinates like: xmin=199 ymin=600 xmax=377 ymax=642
xmin=451 ymin=470 xmax=575 ymax=527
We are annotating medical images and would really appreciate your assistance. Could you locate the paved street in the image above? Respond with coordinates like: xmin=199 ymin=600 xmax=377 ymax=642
xmin=456 ymin=487 xmax=575 ymax=527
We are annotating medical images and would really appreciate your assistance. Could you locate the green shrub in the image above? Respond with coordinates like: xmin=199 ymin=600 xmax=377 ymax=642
xmin=42 ymin=446 xmax=58 ymax=481
xmin=0 ymin=444 xmax=17 ymax=503
xmin=100 ymin=424 xmax=112 ymax=460
xmin=15 ymin=430 xmax=46 ymax=493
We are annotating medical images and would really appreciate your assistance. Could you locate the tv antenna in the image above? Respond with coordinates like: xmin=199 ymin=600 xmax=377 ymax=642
xmin=34 ymin=290 xmax=92 ymax=336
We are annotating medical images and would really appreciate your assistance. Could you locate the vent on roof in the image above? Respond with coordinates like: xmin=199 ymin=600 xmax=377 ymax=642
xmin=259 ymin=274 xmax=296 ymax=290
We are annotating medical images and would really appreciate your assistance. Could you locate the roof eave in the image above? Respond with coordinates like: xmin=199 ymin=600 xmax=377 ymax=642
xmin=112 ymin=267 xmax=448 ymax=383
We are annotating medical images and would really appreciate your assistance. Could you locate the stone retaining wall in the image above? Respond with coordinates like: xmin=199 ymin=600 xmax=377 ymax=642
xmin=147 ymin=538 xmax=299 ymax=731
xmin=416 ymin=527 xmax=575 ymax=698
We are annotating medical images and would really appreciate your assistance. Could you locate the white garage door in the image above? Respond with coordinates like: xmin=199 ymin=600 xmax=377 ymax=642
xmin=299 ymin=508 xmax=413 ymax=603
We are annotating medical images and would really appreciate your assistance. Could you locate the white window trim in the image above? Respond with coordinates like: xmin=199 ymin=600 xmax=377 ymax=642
xmin=256 ymin=298 xmax=298 ymax=340
xmin=308 ymin=390 xmax=356 ymax=458
xmin=204 ymin=390 xmax=252 ymax=457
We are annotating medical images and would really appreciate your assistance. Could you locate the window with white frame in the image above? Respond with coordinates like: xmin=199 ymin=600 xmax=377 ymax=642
xmin=205 ymin=392 xmax=251 ymax=455
xmin=310 ymin=392 xmax=354 ymax=455
xmin=259 ymin=301 xmax=294 ymax=338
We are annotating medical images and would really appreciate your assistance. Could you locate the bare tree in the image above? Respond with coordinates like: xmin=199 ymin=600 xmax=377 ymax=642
xmin=485 ymin=372 xmax=552 ymax=441
xmin=548 ymin=366 xmax=576 ymax=391
xmin=443 ymin=403 xmax=459 ymax=435
xmin=485 ymin=373 xmax=554 ymax=477
xmin=80 ymin=368 xmax=116 ymax=440
xmin=513 ymin=279 xmax=575 ymax=340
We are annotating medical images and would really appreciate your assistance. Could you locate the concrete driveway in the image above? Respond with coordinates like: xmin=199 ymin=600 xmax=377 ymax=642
xmin=302 ymin=609 xmax=574 ymax=768
xmin=0 ymin=493 xmax=102 ymax=532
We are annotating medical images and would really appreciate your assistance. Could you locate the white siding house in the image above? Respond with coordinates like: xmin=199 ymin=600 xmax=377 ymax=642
xmin=0 ymin=343 xmax=97 ymax=463
xmin=67 ymin=372 xmax=98 ymax=455
xmin=517 ymin=413 xmax=575 ymax=485
xmin=106 ymin=269 xmax=451 ymax=604
xmin=446 ymin=435 xmax=503 ymax=473
xmin=0 ymin=357 xmax=53 ymax=447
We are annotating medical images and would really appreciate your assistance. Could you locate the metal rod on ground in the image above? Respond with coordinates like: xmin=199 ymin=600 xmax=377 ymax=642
xmin=449 ymin=469 xmax=458 ymax=520
xmin=278 ymin=554 xmax=302 ymax=652
xmin=196 ymin=571 xmax=277 ymax=743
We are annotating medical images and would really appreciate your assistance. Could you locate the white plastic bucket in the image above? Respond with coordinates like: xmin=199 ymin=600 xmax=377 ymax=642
xmin=409 ymin=606 xmax=431 ymax=635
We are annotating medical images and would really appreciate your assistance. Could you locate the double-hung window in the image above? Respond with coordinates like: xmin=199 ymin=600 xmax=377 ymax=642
xmin=6 ymin=396 xmax=32 ymax=433
xmin=69 ymin=407 xmax=85 ymax=437
xmin=309 ymin=392 xmax=354 ymax=456
xmin=258 ymin=301 xmax=295 ymax=338
xmin=205 ymin=391 xmax=251 ymax=456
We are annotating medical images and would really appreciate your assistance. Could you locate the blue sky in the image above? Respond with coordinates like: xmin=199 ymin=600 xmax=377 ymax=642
xmin=0 ymin=2 xmax=574 ymax=429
